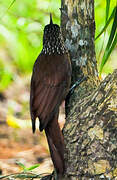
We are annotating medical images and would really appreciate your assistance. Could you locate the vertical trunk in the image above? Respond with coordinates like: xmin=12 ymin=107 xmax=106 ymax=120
xmin=60 ymin=0 xmax=117 ymax=179
xmin=61 ymin=0 xmax=99 ymax=115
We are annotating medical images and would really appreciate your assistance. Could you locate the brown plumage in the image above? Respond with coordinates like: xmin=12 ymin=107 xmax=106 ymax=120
xmin=30 ymin=14 xmax=71 ymax=174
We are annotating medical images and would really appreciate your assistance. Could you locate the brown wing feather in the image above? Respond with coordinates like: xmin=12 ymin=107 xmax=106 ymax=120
xmin=30 ymin=54 xmax=71 ymax=132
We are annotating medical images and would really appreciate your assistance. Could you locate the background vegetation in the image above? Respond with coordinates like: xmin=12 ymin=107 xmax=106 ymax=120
xmin=0 ymin=0 xmax=61 ymax=91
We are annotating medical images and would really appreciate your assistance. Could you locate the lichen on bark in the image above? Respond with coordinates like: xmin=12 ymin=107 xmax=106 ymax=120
xmin=61 ymin=0 xmax=117 ymax=179
xmin=61 ymin=0 xmax=99 ymax=115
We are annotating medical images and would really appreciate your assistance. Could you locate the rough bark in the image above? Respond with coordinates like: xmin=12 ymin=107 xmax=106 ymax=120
xmin=60 ymin=0 xmax=117 ymax=179
xmin=61 ymin=0 xmax=99 ymax=115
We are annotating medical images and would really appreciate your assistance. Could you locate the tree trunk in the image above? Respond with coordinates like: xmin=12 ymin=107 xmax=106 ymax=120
xmin=60 ymin=0 xmax=117 ymax=179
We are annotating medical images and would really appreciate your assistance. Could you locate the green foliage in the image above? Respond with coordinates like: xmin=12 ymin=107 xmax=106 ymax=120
xmin=99 ymin=6 xmax=117 ymax=74
xmin=106 ymin=0 xmax=110 ymax=22
xmin=95 ymin=0 xmax=117 ymax=75
xmin=0 ymin=0 xmax=60 ymax=92
xmin=16 ymin=161 xmax=40 ymax=172
xmin=0 ymin=69 xmax=13 ymax=91
xmin=0 ymin=161 xmax=43 ymax=179
xmin=95 ymin=7 xmax=116 ymax=40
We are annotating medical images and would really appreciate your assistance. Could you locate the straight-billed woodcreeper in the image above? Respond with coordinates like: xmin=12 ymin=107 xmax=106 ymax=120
xmin=30 ymin=14 xmax=71 ymax=174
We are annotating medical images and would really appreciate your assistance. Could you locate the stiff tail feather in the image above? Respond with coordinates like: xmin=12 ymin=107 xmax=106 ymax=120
xmin=45 ymin=111 xmax=64 ymax=174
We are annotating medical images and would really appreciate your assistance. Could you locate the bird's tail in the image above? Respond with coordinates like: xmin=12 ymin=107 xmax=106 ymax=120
xmin=45 ymin=111 xmax=64 ymax=174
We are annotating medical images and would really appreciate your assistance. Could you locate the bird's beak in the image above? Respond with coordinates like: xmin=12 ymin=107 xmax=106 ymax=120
xmin=50 ymin=13 xmax=53 ymax=24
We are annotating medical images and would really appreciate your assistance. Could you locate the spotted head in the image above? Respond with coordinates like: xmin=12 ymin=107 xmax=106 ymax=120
xmin=42 ymin=14 xmax=66 ymax=55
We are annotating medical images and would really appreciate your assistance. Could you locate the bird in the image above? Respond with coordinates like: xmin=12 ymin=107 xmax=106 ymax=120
xmin=30 ymin=14 xmax=71 ymax=175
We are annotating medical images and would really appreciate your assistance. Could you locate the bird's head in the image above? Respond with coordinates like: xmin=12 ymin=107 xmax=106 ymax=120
xmin=43 ymin=14 xmax=60 ymax=43
xmin=42 ymin=14 xmax=66 ymax=55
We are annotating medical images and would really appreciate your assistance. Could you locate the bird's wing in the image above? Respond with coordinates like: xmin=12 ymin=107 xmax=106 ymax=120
xmin=30 ymin=54 xmax=71 ymax=132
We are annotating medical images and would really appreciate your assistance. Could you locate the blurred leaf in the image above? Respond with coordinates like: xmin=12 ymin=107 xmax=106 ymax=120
xmin=106 ymin=6 xmax=117 ymax=50
xmin=99 ymin=33 xmax=117 ymax=74
xmin=16 ymin=162 xmax=27 ymax=171
xmin=16 ymin=162 xmax=40 ymax=172
xmin=0 ymin=0 xmax=16 ymax=19
xmin=0 ymin=69 xmax=13 ymax=92
xmin=99 ymin=6 xmax=117 ymax=74
xmin=26 ymin=164 xmax=40 ymax=171
xmin=95 ymin=7 xmax=116 ymax=40
xmin=7 ymin=0 xmax=16 ymax=11
xmin=106 ymin=0 xmax=110 ymax=22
